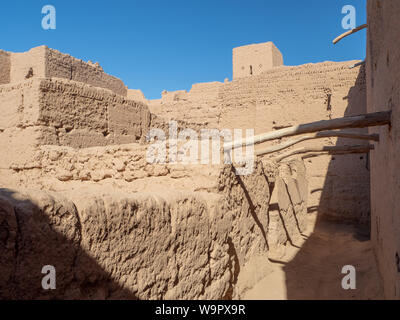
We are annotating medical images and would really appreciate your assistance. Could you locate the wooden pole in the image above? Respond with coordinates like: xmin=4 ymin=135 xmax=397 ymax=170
xmin=275 ymin=144 xmax=374 ymax=162
xmin=223 ymin=111 xmax=390 ymax=150
xmin=349 ymin=61 xmax=365 ymax=69
xmin=333 ymin=24 xmax=368 ymax=44
xmin=255 ymin=131 xmax=379 ymax=157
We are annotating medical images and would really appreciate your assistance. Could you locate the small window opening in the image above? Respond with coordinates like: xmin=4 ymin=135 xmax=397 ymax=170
xmin=250 ymin=65 xmax=253 ymax=75
xmin=25 ymin=68 xmax=34 ymax=79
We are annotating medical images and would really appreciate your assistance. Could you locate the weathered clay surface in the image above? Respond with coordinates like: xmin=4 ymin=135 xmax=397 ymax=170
xmin=266 ymin=160 xmax=308 ymax=257
xmin=148 ymin=61 xmax=369 ymax=223
xmin=366 ymin=0 xmax=400 ymax=299
xmin=0 ymin=157 xmax=276 ymax=299
xmin=6 ymin=46 xmax=126 ymax=95
xmin=0 ymin=38 xmax=386 ymax=300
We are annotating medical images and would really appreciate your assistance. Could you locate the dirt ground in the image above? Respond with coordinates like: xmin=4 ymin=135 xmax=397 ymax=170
xmin=243 ymin=212 xmax=384 ymax=300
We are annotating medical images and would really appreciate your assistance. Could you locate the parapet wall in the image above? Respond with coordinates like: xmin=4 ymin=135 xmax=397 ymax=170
xmin=3 ymin=46 xmax=127 ymax=96
xmin=10 ymin=46 xmax=46 ymax=83
xmin=148 ymin=61 xmax=369 ymax=224
xmin=0 ymin=140 xmax=310 ymax=299
xmin=0 ymin=50 xmax=10 ymax=85
xmin=127 ymin=89 xmax=148 ymax=103
xmin=148 ymin=81 xmax=225 ymax=108
xmin=233 ymin=42 xmax=283 ymax=79
xmin=46 ymin=48 xmax=127 ymax=96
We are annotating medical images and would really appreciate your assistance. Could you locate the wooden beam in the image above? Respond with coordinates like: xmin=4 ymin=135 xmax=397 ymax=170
xmin=333 ymin=24 xmax=368 ymax=44
xmin=224 ymin=111 xmax=390 ymax=150
xmin=255 ymin=131 xmax=379 ymax=157
xmin=348 ymin=61 xmax=365 ymax=69
xmin=274 ymin=144 xmax=374 ymax=162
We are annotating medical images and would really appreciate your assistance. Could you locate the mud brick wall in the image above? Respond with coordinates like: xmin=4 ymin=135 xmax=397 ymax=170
xmin=38 ymin=78 xmax=149 ymax=147
xmin=45 ymin=48 xmax=127 ymax=96
xmin=4 ymin=46 xmax=127 ymax=96
xmin=149 ymin=61 xmax=369 ymax=223
xmin=366 ymin=0 xmax=400 ymax=299
xmin=10 ymin=46 xmax=46 ymax=83
xmin=0 ymin=78 xmax=151 ymax=169
xmin=0 ymin=50 xmax=10 ymax=85
xmin=0 ymin=158 xmax=276 ymax=300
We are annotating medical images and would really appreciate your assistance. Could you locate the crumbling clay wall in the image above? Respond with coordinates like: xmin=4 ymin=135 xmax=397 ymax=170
xmin=127 ymin=89 xmax=148 ymax=104
xmin=0 ymin=188 xmax=232 ymax=299
xmin=149 ymin=61 xmax=369 ymax=223
xmin=45 ymin=48 xmax=127 ymax=96
xmin=0 ymin=153 xmax=304 ymax=299
xmin=148 ymin=80 xmax=225 ymax=129
xmin=10 ymin=46 xmax=46 ymax=83
xmin=233 ymin=42 xmax=283 ymax=79
xmin=188 ymin=81 xmax=224 ymax=102
xmin=0 ymin=123 xmax=313 ymax=300
xmin=0 ymin=45 xmax=313 ymax=300
xmin=150 ymin=81 xmax=224 ymax=108
xmin=366 ymin=0 xmax=400 ymax=299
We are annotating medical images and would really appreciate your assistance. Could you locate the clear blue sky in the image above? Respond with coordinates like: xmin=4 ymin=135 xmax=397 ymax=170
xmin=0 ymin=0 xmax=367 ymax=99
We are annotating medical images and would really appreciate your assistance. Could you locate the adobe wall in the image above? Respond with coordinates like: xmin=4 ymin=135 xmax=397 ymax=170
xmin=0 ymin=78 xmax=150 ymax=168
xmin=366 ymin=0 xmax=400 ymax=299
xmin=222 ymin=62 xmax=370 ymax=224
xmin=233 ymin=42 xmax=283 ymax=79
xmin=148 ymin=61 xmax=369 ymax=223
xmin=127 ymin=89 xmax=148 ymax=103
xmin=189 ymin=81 xmax=224 ymax=101
xmin=160 ymin=89 xmax=188 ymax=103
xmin=10 ymin=46 xmax=46 ymax=83
xmin=148 ymin=81 xmax=225 ymax=130
xmin=0 ymin=50 xmax=10 ymax=85
xmin=0 ymin=135 xmax=311 ymax=299
xmin=150 ymin=81 xmax=224 ymax=107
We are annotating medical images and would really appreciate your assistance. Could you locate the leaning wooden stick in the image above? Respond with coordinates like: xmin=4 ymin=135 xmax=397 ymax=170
xmin=255 ymin=131 xmax=379 ymax=157
xmin=333 ymin=24 xmax=368 ymax=44
xmin=275 ymin=144 xmax=374 ymax=162
xmin=223 ymin=111 xmax=390 ymax=150
xmin=349 ymin=61 xmax=365 ymax=69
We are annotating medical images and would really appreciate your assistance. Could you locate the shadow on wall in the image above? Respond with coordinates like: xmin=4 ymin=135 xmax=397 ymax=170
xmin=0 ymin=188 xmax=137 ymax=300
xmin=282 ymin=65 xmax=383 ymax=299
xmin=314 ymin=65 xmax=371 ymax=227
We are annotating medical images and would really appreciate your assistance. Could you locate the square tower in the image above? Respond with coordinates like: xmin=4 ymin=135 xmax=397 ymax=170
xmin=233 ymin=42 xmax=283 ymax=79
